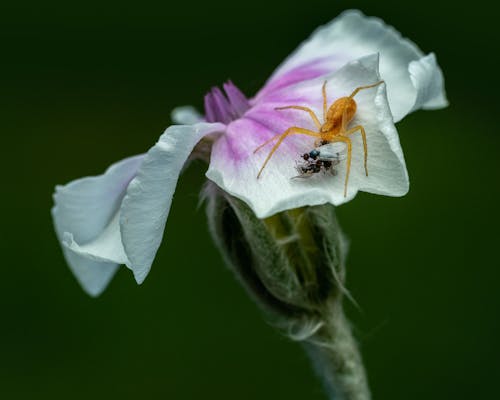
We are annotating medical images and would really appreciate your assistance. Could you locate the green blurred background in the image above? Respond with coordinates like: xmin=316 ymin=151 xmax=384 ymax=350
xmin=1 ymin=0 xmax=499 ymax=399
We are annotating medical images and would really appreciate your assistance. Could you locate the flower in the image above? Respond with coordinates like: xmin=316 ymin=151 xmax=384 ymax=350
xmin=52 ymin=10 xmax=447 ymax=296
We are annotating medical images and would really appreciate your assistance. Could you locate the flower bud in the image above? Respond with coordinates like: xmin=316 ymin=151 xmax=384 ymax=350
xmin=203 ymin=181 xmax=370 ymax=400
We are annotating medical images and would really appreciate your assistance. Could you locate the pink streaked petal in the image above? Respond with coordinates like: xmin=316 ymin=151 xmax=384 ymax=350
xmin=207 ymin=55 xmax=408 ymax=218
xmin=216 ymin=74 xmax=333 ymax=164
xmin=255 ymin=9 xmax=447 ymax=122
xmin=253 ymin=57 xmax=342 ymax=104
xmin=211 ymin=115 xmax=311 ymax=165
xmin=245 ymin=84 xmax=326 ymax=136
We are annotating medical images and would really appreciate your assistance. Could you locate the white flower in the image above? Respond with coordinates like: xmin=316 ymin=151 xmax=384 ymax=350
xmin=52 ymin=10 xmax=447 ymax=296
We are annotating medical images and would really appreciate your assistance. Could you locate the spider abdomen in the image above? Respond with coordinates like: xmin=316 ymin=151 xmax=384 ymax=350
xmin=321 ymin=97 xmax=357 ymax=134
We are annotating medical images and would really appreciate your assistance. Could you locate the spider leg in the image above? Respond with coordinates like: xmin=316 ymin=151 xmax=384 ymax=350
xmin=254 ymin=132 xmax=285 ymax=154
xmin=337 ymin=82 xmax=384 ymax=134
xmin=348 ymin=81 xmax=384 ymax=99
xmin=329 ymin=136 xmax=352 ymax=197
xmin=345 ymin=125 xmax=368 ymax=176
xmin=256 ymin=127 xmax=322 ymax=179
xmin=322 ymin=81 xmax=328 ymax=121
xmin=275 ymin=106 xmax=322 ymax=130
xmin=341 ymin=101 xmax=349 ymax=132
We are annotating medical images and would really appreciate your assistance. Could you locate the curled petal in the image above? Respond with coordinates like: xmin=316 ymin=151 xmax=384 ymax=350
xmin=52 ymin=155 xmax=145 ymax=296
xmin=62 ymin=212 xmax=128 ymax=264
xmin=409 ymin=53 xmax=448 ymax=112
xmin=120 ymin=122 xmax=226 ymax=284
xmin=207 ymin=55 xmax=408 ymax=218
xmin=255 ymin=9 xmax=447 ymax=122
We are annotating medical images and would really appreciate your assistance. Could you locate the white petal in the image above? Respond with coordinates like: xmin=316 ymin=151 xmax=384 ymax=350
xmin=171 ymin=106 xmax=203 ymax=125
xmin=257 ymin=9 xmax=447 ymax=122
xmin=62 ymin=212 xmax=129 ymax=264
xmin=409 ymin=53 xmax=449 ymax=111
xmin=62 ymin=251 xmax=119 ymax=297
xmin=52 ymin=155 xmax=144 ymax=295
xmin=120 ymin=122 xmax=226 ymax=284
xmin=207 ymin=55 xmax=408 ymax=219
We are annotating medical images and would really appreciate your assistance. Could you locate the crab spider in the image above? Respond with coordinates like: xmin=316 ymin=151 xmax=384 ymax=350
xmin=254 ymin=80 xmax=384 ymax=197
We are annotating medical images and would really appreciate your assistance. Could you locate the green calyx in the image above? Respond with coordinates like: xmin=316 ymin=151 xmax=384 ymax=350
xmin=204 ymin=182 xmax=349 ymax=329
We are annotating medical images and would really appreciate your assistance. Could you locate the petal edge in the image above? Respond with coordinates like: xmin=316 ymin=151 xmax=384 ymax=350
xmin=120 ymin=122 xmax=226 ymax=283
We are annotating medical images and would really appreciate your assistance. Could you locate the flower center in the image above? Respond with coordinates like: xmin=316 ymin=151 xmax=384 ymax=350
xmin=204 ymin=81 xmax=251 ymax=124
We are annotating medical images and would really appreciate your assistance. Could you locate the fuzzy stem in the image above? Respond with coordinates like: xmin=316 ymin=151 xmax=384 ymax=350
xmin=304 ymin=302 xmax=370 ymax=400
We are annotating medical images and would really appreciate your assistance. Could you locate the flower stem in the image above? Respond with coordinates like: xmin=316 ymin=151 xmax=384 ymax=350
xmin=303 ymin=302 xmax=370 ymax=400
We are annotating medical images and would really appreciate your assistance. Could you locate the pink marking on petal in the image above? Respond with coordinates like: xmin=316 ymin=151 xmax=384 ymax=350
xmin=213 ymin=115 xmax=315 ymax=165
xmin=254 ymin=57 xmax=340 ymax=103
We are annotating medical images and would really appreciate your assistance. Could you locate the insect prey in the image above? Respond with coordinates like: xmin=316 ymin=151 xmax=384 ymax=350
xmin=293 ymin=142 xmax=346 ymax=179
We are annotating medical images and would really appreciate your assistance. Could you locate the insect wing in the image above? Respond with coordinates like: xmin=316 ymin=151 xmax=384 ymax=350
xmin=317 ymin=142 xmax=347 ymax=161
